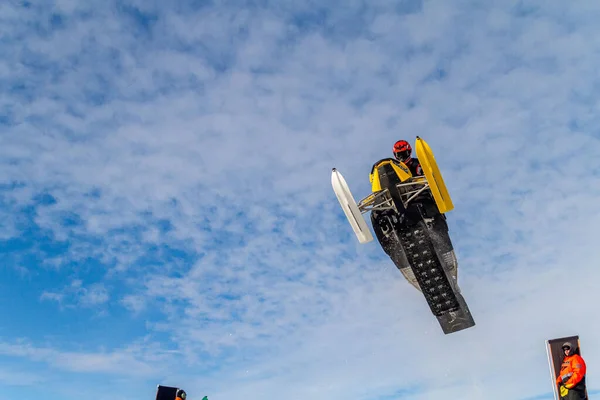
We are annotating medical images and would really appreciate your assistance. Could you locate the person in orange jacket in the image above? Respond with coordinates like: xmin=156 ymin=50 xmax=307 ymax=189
xmin=556 ymin=342 xmax=587 ymax=399
xmin=175 ymin=389 xmax=187 ymax=400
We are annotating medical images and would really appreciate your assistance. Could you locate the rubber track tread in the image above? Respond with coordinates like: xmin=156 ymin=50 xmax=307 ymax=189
xmin=400 ymin=222 xmax=460 ymax=316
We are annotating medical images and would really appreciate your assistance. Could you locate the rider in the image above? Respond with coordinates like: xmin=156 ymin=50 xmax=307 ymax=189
xmin=393 ymin=140 xmax=423 ymax=177
xmin=392 ymin=139 xmax=441 ymax=218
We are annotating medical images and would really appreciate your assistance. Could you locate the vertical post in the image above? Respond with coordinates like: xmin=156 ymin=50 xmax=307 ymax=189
xmin=546 ymin=340 xmax=559 ymax=400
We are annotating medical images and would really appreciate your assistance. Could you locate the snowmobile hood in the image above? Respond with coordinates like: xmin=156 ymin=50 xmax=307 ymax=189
xmin=369 ymin=158 xmax=414 ymax=193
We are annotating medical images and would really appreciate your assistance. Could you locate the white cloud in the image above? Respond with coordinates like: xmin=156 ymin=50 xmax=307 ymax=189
xmin=0 ymin=366 xmax=44 ymax=386
xmin=0 ymin=339 xmax=166 ymax=378
xmin=1 ymin=0 xmax=600 ymax=399
xmin=40 ymin=280 xmax=109 ymax=309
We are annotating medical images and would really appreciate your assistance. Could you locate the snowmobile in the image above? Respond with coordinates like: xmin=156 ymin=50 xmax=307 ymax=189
xmin=331 ymin=136 xmax=475 ymax=334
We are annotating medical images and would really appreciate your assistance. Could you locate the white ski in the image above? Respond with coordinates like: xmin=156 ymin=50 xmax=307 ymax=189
xmin=331 ymin=168 xmax=374 ymax=244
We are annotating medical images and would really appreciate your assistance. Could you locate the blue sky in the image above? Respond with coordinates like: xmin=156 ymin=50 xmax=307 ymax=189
xmin=2 ymin=0 xmax=600 ymax=399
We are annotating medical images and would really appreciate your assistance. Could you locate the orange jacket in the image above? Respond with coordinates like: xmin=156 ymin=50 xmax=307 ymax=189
xmin=556 ymin=353 xmax=586 ymax=389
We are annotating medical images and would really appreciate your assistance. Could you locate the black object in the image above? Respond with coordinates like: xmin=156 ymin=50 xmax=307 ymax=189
xmin=156 ymin=385 xmax=179 ymax=400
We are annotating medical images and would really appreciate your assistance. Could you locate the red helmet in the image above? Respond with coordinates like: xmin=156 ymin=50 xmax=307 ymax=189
xmin=393 ymin=140 xmax=412 ymax=162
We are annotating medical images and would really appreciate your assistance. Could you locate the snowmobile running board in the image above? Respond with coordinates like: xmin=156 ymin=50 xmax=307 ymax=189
xmin=414 ymin=136 xmax=453 ymax=214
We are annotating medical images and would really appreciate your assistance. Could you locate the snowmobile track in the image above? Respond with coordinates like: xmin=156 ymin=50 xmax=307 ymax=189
xmin=400 ymin=221 xmax=460 ymax=317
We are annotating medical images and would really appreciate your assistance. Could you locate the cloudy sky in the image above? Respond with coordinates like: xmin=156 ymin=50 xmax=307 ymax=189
xmin=2 ymin=0 xmax=600 ymax=399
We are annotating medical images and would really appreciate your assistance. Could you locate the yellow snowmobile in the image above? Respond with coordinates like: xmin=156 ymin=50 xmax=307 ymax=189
xmin=331 ymin=136 xmax=475 ymax=334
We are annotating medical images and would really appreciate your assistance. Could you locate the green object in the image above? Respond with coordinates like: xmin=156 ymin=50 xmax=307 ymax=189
xmin=202 ymin=397 xmax=208 ymax=400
